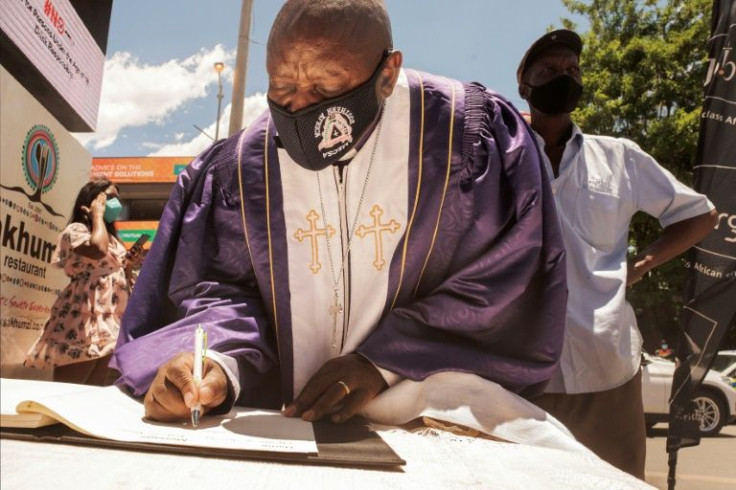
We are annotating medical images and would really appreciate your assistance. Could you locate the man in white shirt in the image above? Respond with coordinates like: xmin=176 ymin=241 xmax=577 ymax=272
xmin=516 ymin=29 xmax=717 ymax=478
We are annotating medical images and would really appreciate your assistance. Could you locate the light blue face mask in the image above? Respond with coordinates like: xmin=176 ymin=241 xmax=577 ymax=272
xmin=103 ymin=197 xmax=123 ymax=223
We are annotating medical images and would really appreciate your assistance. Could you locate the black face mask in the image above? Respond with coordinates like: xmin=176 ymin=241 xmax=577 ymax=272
xmin=268 ymin=51 xmax=390 ymax=171
xmin=528 ymin=75 xmax=583 ymax=115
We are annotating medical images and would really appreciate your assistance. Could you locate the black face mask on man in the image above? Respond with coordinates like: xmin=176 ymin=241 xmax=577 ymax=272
xmin=528 ymin=74 xmax=583 ymax=115
xmin=268 ymin=51 xmax=390 ymax=171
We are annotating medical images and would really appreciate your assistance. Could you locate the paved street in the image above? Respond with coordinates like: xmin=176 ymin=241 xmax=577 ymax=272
xmin=645 ymin=423 xmax=736 ymax=489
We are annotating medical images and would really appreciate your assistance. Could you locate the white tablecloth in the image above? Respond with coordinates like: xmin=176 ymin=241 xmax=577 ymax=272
xmin=1 ymin=426 xmax=652 ymax=490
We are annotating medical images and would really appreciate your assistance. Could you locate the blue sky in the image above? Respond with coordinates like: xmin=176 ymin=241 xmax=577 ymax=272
xmin=74 ymin=0 xmax=586 ymax=157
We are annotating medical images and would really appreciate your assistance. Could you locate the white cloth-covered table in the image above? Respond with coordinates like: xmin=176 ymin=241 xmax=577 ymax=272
xmin=362 ymin=372 xmax=589 ymax=453
xmin=1 ymin=372 xmax=654 ymax=488
xmin=1 ymin=427 xmax=652 ymax=490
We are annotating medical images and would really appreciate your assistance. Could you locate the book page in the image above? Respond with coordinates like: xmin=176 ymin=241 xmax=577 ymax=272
xmin=1 ymin=378 xmax=92 ymax=428
xmin=7 ymin=379 xmax=316 ymax=454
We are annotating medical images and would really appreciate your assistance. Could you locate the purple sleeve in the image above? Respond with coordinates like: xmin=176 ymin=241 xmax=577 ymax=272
xmin=358 ymin=86 xmax=567 ymax=398
xmin=111 ymin=138 xmax=279 ymax=404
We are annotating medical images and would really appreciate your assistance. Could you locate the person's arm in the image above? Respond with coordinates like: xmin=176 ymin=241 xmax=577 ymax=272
xmin=111 ymin=133 xmax=280 ymax=421
xmin=626 ymin=140 xmax=718 ymax=286
xmin=117 ymin=278 xmax=277 ymax=412
xmin=73 ymin=193 xmax=109 ymax=259
xmin=627 ymin=209 xmax=718 ymax=286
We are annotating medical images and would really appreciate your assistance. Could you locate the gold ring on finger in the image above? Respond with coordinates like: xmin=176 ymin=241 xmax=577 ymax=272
xmin=337 ymin=380 xmax=350 ymax=396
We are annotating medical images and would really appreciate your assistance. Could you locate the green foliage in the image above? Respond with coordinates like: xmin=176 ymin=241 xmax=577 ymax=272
xmin=561 ymin=0 xmax=724 ymax=348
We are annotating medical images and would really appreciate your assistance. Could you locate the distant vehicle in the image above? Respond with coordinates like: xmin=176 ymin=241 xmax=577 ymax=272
xmin=722 ymin=362 xmax=736 ymax=390
xmin=641 ymin=352 xmax=736 ymax=436
xmin=712 ymin=350 xmax=736 ymax=374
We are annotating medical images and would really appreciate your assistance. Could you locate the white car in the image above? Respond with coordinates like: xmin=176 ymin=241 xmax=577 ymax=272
xmin=712 ymin=350 xmax=736 ymax=373
xmin=722 ymin=362 xmax=736 ymax=390
xmin=641 ymin=352 xmax=736 ymax=436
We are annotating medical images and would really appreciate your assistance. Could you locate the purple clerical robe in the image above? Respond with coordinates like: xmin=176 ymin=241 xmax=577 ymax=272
xmin=111 ymin=70 xmax=567 ymax=408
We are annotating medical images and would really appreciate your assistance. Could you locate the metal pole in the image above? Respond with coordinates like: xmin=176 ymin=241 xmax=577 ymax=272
xmin=228 ymin=0 xmax=253 ymax=137
xmin=215 ymin=70 xmax=224 ymax=140
xmin=667 ymin=450 xmax=678 ymax=490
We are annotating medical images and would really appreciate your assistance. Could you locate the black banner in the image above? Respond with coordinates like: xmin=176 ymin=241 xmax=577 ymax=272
xmin=667 ymin=0 xmax=736 ymax=463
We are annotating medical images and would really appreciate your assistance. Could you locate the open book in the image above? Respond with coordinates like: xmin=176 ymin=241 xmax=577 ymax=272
xmin=1 ymin=378 xmax=81 ymax=428
xmin=1 ymin=377 xmax=405 ymax=467
xmin=0 ymin=377 xmax=316 ymax=454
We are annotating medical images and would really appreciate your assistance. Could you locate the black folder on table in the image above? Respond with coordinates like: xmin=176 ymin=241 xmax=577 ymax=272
xmin=0 ymin=417 xmax=406 ymax=468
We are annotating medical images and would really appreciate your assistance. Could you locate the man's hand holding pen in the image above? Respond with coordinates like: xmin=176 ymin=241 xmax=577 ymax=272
xmin=143 ymin=338 xmax=382 ymax=425
xmin=143 ymin=352 xmax=228 ymax=423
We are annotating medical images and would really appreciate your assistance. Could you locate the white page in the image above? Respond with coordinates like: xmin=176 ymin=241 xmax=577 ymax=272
xmin=8 ymin=379 xmax=316 ymax=454
xmin=1 ymin=378 xmax=92 ymax=427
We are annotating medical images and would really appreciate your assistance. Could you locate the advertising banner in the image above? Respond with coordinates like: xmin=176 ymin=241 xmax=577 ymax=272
xmin=0 ymin=0 xmax=105 ymax=131
xmin=91 ymin=157 xmax=191 ymax=184
xmin=0 ymin=66 xmax=91 ymax=377
xmin=115 ymin=221 xmax=158 ymax=250
xmin=667 ymin=1 xmax=736 ymax=487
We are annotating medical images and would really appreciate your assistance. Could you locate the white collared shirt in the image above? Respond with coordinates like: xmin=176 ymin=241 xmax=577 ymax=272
xmin=534 ymin=125 xmax=715 ymax=394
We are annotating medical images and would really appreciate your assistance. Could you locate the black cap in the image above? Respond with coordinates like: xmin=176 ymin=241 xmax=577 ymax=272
xmin=517 ymin=29 xmax=583 ymax=83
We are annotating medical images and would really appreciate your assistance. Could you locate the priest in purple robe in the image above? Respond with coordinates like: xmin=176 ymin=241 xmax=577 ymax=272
xmin=111 ymin=0 xmax=567 ymax=426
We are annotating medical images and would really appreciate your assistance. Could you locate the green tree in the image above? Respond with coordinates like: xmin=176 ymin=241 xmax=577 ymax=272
xmin=560 ymin=0 xmax=731 ymax=349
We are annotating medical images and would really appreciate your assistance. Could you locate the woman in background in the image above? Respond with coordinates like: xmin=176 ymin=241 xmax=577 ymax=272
xmin=24 ymin=178 xmax=141 ymax=385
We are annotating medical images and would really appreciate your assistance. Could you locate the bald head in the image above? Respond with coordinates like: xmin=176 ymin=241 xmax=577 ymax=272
xmin=268 ymin=0 xmax=392 ymax=67
xmin=266 ymin=0 xmax=401 ymax=114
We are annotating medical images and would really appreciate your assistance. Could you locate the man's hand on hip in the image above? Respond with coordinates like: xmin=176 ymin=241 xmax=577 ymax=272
xmin=283 ymin=353 xmax=388 ymax=423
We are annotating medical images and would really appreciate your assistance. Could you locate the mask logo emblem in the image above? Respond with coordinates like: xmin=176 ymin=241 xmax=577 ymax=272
xmin=315 ymin=107 xmax=355 ymax=158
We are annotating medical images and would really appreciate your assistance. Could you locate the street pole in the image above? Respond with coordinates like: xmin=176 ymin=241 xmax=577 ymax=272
xmin=214 ymin=62 xmax=225 ymax=140
xmin=228 ymin=0 xmax=253 ymax=137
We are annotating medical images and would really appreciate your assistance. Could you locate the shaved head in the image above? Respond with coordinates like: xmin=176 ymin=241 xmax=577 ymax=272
xmin=268 ymin=0 xmax=392 ymax=69
xmin=266 ymin=0 xmax=402 ymax=114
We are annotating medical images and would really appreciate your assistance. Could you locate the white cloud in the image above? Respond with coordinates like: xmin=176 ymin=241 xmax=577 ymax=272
xmin=146 ymin=93 xmax=268 ymax=157
xmin=72 ymin=45 xmax=235 ymax=150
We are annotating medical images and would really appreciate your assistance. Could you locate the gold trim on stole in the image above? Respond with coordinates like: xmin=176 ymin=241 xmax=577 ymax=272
xmin=413 ymin=78 xmax=457 ymax=297
xmin=390 ymin=70 xmax=425 ymax=310
xmin=236 ymin=120 xmax=281 ymax=357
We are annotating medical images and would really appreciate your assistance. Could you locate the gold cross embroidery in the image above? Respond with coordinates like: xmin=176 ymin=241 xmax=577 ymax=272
xmin=294 ymin=209 xmax=335 ymax=274
xmin=356 ymin=204 xmax=401 ymax=271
